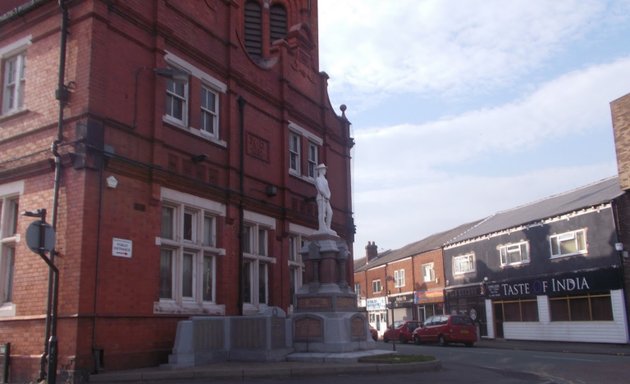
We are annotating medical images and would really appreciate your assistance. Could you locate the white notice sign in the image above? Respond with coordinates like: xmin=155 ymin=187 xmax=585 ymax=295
xmin=112 ymin=237 xmax=132 ymax=258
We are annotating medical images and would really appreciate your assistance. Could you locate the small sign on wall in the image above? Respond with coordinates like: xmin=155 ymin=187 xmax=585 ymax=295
xmin=112 ymin=237 xmax=132 ymax=258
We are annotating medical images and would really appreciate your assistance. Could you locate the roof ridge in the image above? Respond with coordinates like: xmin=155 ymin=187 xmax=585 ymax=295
xmin=493 ymin=175 xmax=618 ymax=215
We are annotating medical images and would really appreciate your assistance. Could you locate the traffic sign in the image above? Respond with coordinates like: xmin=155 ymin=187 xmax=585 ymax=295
xmin=25 ymin=220 xmax=56 ymax=253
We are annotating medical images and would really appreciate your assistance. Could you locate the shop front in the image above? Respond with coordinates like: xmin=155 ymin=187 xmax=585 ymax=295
xmin=366 ymin=297 xmax=387 ymax=336
xmin=388 ymin=293 xmax=415 ymax=325
xmin=445 ymin=283 xmax=488 ymax=337
xmin=483 ymin=267 xmax=627 ymax=343
xmin=414 ymin=288 xmax=445 ymax=323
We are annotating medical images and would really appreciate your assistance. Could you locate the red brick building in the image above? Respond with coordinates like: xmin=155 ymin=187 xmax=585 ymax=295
xmin=354 ymin=223 xmax=479 ymax=338
xmin=610 ymin=92 xmax=630 ymax=338
xmin=0 ymin=0 xmax=354 ymax=382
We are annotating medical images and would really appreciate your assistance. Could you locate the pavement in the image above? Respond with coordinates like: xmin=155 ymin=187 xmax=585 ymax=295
xmin=89 ymin=338 xmax=630 ymax=383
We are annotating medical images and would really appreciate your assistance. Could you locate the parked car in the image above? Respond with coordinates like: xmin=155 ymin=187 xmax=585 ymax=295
xmin=383 ymin=320 xmax=421 ymax=343
xmin=369 ymin=326 xmax=378 ymax=341
xmin=412 ymin=314 xmax=477 ymax=347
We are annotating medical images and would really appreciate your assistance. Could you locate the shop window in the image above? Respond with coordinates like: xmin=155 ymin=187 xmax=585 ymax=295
xmin=549 ymin=293 xmax=612 ymax=321
xmin=499 ymin=299 xmax=538 ymax=322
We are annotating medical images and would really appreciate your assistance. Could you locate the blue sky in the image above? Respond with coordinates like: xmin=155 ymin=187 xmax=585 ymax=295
xmin=318 ymin=0 xmax=630 ymax=257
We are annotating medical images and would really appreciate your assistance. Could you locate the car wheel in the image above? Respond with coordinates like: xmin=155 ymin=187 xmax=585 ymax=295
xmin=413 ymin=335 xmax=421 ymax=345
xmin=399 ymin=335 xmax=406 ymax=344
xmin=383 ymin=336 xmax=389 ymax=343
xmin=438 ymin=335 xmax=448 ymax=346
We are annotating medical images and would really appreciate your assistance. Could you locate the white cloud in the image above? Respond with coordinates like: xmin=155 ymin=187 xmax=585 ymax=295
xmin=320 ymin=0 xmax=620 ymax=108
xmin=353 ymin=57 xmax=630 ymax=186
xmin=350 ymin=58 xmax=629 ymax=255
xmin=319 ymin=1 xmax=630 ymax=257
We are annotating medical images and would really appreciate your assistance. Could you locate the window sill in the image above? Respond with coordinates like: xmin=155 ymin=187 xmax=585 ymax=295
xmin=0 ymin=302 xmax=16 ymax=317
xmin=550 ymin=252 xmax=587 ymax=260
xmin=154 ymin=300 xmax=225 ymax=315
xmin=500 ymin=261 xmax=530 ymax=268
xmin=0 ymin=108 xmax=29 ymax=122
xmin=289 ymin=171 xmax=314 ymax=183
xmin=162 ymin=116 xmax=227 ymax=148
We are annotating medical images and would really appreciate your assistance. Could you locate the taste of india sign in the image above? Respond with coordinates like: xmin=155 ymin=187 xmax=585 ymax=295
xmin=485 ymin=267 xmax=622 ymax=299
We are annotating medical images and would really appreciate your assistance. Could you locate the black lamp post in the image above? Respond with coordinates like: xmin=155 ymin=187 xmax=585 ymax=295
xmin=23 ymin=209 xmax=58 ymax=384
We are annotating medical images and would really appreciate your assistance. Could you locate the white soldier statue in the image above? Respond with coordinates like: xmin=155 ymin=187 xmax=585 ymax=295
xmin=315 ymin=163 xmax=334 ymax=233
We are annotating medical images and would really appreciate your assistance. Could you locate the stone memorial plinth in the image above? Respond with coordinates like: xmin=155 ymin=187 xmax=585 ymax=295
xmin=292 ymin=232 xmax=374 ymax=353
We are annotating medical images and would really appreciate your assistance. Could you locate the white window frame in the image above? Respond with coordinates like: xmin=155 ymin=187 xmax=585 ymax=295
xmin=200 ymin=84 xmax=219 ymax=139
xmin=163 ymin=51 xmax=227 ymax=146
xmin=155 ymin=188 xmax=226 ymax=315
xmin=422 ymin=263 xmax=435 ymax=283
xmin=372 ymin=279 xmax=382 ymax=293
xmin=307 ymin=141 xmax=318 ymax=178
xmin=394 ymin=269 xmax=405 ymax=288
xmin=1 ymin=36 xmax=31 ymax=116
xmin=549 ymin=228 xmax=587 ymax=258
xmin=242 ymin=210 xmax=276 ymax=313
xmin=453 ymin=253 xmax=475 ymax=275
xmin=499 ymin=240 xmax=530 ymax=266
xmin=164 ymin=73 xmax=189 ymax=127
xmin=0 ymin=181 xmax=23 ymax=317
xmin=289 ymin=132 xmax=301 ymax=176
xmin=287 ymin=223 xmax=314 ymax=311
xmin=288 ymin=121 xmax=323 ymax=180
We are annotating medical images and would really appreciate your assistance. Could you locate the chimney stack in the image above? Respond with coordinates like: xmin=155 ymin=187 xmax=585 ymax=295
xmin=365 ymin=241 xmax=378 ymax=261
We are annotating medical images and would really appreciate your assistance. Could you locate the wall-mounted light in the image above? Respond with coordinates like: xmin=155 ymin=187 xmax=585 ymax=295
xmin=265 ymin=185 xmax=278 ymax=197
xmin=191 ymin=154 xmax=208 ymax=164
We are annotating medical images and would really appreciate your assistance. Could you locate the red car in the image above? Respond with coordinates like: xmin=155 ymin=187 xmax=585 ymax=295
xmin=383 ymin=320 xmax=421 ymax=343
xmin=412 ymin=314 xmax=477 ymax=347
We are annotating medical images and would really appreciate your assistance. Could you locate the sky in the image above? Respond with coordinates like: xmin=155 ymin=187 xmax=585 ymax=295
xmin=317 ymin=0 xmax=630 ymax=258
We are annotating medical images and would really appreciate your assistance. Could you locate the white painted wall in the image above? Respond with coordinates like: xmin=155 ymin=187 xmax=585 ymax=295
xmin=497 ymin=290 xmax=629 ymax=344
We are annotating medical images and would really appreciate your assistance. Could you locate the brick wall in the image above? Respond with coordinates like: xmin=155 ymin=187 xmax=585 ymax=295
xmin=1 ymin=0 xmax=353 ymax=381
xmin=611 ymin=93 xmax=630 ymax=190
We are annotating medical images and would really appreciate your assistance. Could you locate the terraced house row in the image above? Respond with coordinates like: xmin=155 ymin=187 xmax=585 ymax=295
xmin=355 ymin=172 xmax=630 ymax=343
